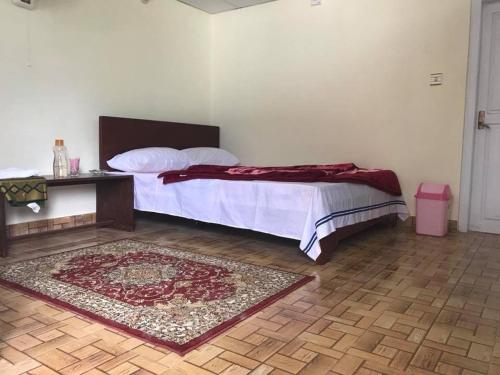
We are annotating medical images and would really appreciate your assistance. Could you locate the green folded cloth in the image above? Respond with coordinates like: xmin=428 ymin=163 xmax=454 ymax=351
xmin=0 ymin=177 xmax=48 ymax=207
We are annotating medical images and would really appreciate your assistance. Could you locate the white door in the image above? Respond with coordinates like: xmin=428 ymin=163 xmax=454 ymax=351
xmin=470 ymin=1 xmax=500 ymax=234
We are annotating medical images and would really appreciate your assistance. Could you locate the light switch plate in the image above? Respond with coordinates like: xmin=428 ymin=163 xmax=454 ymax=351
xmin=311 ymin=0 xmax=322 ymax=6
xmin=430 ymin=73 xmax=444 ymax=86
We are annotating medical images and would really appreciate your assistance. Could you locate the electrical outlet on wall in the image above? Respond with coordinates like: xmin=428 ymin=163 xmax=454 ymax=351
xmin=311 ymin=0 xmax=322 ymax=6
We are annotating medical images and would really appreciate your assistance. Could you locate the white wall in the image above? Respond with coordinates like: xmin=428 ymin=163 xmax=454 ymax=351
xmin=2 ymin=0 xmax=473 ymax=224
xmin=0 ymin=0 xmax=211 ymax=224
xmin=211 ymin=0 xmax=471 ymax=219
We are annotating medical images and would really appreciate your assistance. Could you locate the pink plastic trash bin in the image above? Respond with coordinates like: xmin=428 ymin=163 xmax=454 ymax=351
xmin=415 ymin=183 xmax=452 ymax=236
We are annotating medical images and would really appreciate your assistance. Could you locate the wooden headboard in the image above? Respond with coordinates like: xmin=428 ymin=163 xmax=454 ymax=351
xmin=99 ymin=116 xmax=220 ymax=170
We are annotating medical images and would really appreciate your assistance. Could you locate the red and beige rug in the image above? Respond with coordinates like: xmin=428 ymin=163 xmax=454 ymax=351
xmin=0 ymin=239 xmax=313 ymax=355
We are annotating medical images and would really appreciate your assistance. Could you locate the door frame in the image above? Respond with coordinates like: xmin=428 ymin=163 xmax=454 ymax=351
xmin=459 ymin=0 xmax=492 ymax=232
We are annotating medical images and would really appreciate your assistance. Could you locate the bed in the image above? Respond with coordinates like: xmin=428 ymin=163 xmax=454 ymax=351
xmin=99 ymin=116 xmax=409 ymax=264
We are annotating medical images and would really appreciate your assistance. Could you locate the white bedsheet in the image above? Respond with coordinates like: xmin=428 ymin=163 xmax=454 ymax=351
xmin=118 ymin=173 xmax=409 ymax=261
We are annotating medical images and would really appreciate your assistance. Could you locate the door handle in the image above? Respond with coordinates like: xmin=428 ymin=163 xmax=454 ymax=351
xmin=478 ymin=110 xmax=491 ymax=129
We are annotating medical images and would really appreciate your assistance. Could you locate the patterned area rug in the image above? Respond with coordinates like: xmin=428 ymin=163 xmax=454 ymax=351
xmin=0 ymin=240 xmax=313 ymax=355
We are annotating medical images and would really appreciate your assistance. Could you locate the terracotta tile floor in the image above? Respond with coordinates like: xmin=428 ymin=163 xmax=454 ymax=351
xmin=0 ymin=217 xmax=499 ymax=374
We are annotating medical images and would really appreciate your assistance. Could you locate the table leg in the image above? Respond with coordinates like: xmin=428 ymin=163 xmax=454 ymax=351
xmin=1 ymin=194 xmax=8 ymax=257
xmin=96 ymin=177 xmax=135 ymax=231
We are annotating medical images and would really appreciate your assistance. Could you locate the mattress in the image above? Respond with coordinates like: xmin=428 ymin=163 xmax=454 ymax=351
xmin=116 ymin=173 xmax=409 ymax=261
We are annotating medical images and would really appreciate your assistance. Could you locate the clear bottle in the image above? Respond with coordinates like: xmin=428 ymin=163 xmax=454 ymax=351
xmin=53 ymin=139 xmax=69 ymax=178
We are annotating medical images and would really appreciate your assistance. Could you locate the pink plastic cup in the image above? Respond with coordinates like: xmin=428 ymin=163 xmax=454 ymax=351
xmin=70 ymin=158 xmax=80 ymax=176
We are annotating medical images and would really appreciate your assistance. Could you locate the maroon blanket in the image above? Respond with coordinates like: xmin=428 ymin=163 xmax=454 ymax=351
xmin=158 ymin=163 xmax=402 ymax=196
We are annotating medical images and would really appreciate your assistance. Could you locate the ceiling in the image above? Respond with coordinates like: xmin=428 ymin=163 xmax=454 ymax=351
xmin=177 ymin=0 xmax=277 ymax=14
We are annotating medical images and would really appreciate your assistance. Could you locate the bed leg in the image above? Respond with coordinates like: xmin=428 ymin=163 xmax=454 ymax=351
xmin=315 ymin=235 xmax=339 ymax=265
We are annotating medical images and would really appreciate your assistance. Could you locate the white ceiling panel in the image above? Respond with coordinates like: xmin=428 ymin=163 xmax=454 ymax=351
xmin=177 ymin=0 xmax=234 ymax=14
xmin=177 ymin=0 xmax=276 ymax=14
xmin=226 ymin=0 xmax=274 ymax=7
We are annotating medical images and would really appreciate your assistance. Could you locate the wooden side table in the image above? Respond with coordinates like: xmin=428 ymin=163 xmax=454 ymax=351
xmin=1 ymin=173 xmax=135 ymax=257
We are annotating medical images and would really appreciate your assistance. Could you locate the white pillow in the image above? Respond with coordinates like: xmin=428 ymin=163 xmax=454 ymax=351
xmin=181 ymin=147 xmax=240 ymax=166
xmin=107 ymin=147 xmax=191 ymax=172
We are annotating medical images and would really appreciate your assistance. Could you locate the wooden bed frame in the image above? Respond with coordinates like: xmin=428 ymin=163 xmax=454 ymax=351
xmin=99 ymin=116 xmax=396 ymax=265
